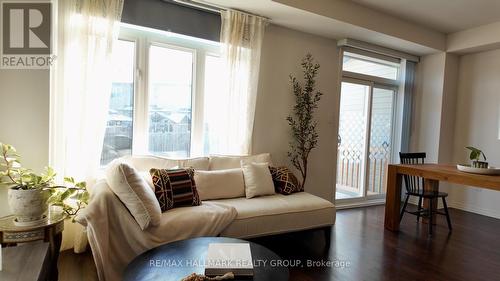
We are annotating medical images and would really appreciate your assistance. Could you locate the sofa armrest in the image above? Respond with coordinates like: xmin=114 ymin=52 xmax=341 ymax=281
xmin=75 ymin=179 xmax=130 ymax=227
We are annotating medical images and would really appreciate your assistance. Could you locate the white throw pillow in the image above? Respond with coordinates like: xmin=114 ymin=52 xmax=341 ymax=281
xmin=106 ymin=160 xmax=162 ymax=230
xmin=139 ymin=171 xmax=155 ymax=191
xmin=240 ymin=161 xmax=275 ymax=199
xmin=194 ymin=168 xmax=246 ymax=200
xmin=209 ymin=153 xmax=273 ymax=170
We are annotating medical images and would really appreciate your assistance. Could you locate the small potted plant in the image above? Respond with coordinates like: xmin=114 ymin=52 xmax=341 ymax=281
xmin=466 ymin=146 xmax=488 ymax=168
xmin=0 ymin=143 xmax=88 ymax=225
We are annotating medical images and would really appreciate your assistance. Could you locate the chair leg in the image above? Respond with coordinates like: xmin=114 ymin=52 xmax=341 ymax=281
xmin=417 ymin=196 xmax=423 ymax=222
xmin=428 ymin=198 xmax=433 ymax=236
xmin=442 ymin=197 xmax=452 ymax=231
xmin=400 ymin=194 xmax=410 ymax=222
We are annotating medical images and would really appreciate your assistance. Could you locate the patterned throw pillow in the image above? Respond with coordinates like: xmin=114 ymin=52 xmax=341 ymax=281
xmin=150 ymin=168 xmax=201 ymax=212
xmin=269 ymin=166 xmax=303 ymax=195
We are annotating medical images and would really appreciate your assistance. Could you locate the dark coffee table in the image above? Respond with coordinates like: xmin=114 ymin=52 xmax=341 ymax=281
xmin=124 ymin=237 xmax=289 ymax=281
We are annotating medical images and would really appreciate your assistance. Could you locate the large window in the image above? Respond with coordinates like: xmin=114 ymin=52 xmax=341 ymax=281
xmin=342 ymin=51 xmax=399 ymax=80
xmin=101 ymin=24 xmax=223 ymax=165
xmin=203 ymin=54 xmax=227 ymax=155
xmin=101 ymin=40 xmax=135 ymax=165
xmin=148 ymin=45 xmax=194 ymax=158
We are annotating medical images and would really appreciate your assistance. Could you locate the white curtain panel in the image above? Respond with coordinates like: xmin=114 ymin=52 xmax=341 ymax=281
xmin=50 ymin=0 xmax=123 ymax=182
xmin=205 ymin=10 xmax=266 ymax=155
xmin=50 ymin=0 xmax=123 ymax=252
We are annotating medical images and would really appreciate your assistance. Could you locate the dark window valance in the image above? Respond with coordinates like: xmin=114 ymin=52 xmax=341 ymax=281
xmin=122 ymin=0 xmax=221 ymax=42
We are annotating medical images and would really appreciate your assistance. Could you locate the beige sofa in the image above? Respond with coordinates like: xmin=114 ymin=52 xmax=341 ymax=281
xmin=124 ymin=153 xmax=336 ymax=239
xmin=80 ymin=154 xmax=335 ymax=280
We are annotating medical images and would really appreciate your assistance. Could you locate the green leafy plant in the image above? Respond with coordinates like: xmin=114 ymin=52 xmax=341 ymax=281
xmin=466 ymin=146 xmax=487 ymax=162
xmin=0 ymin=143 xmax=89 ymax=217
xmin=287 ymin=54 xmax=323 ymax=189
xmin=0 ymin=143 xmax=56 ymax=189
xmin=47 ymin=176 xmax=89 ymax=217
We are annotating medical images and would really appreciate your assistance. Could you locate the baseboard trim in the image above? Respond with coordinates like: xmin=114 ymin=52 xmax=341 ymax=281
xmin=336 ymin=198 xmax=385 ymax=209
xmin=336 ymin=195 xmax=500 ymax=219
xmin=448 ymin=201 xmax=500 ymax=219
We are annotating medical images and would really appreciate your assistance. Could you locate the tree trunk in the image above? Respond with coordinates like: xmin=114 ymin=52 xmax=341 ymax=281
xmin=301 ymin=158 xmax=308 ymax=189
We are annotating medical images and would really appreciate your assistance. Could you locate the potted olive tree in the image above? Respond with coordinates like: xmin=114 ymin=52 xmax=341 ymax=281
xmin=287 ymin=54 xmax=323 ymax=189
xmin=0 ymin=143 xmax=88 ymax=226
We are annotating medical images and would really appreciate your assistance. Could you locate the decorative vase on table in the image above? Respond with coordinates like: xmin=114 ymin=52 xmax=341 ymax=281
xmin=8 ymin=188 xmax=49 ymax=226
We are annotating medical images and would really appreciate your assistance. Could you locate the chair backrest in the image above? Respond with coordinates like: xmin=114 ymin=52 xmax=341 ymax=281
xmin=399 ymin=152 xmax=426 ymax=194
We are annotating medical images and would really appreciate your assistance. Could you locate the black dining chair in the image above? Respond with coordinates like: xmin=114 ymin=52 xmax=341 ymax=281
xmin=399 ymin=152 xmax=452 ymax=235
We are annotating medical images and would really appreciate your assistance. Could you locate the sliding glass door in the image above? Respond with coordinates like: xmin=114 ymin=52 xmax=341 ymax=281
xmin=336 ymin=79 xmax=396 ymax=201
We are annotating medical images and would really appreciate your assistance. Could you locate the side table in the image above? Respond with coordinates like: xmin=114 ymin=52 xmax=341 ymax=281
xmin=0 ymin=212 xmax=65 ymax=280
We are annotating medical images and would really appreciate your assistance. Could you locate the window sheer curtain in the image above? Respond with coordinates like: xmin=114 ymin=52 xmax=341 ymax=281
xmin=50 ymin=0 xmax=123 ymax=181
xmin=204 ymin=10 xmax=266 ymax=155
xmin=50 ymin=0 xmax=123 ymax=252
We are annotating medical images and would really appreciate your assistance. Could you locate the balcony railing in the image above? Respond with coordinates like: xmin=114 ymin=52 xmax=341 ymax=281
xmin=336 ymin=144 xmax=390 ymax=196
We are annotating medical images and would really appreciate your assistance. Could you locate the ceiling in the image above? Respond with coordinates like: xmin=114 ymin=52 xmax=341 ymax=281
xmin=350 ymin=0 xmax=500 ymax=34
xmin=198 ymin=0 xmax=500 ymax=55
xmin=201 ymin=0 xmax=439 ymax=55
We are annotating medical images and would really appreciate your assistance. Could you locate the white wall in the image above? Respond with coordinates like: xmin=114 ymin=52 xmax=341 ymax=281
xmin=438 ymin=53 xmax=459 ymax=164
xmin=449 ymin=48 xmax=500 ymax=218
xmin=411 ymin=53 xmax=446 ymax=162
xmin=410 ymin=52 xmax=459 ymax=207
xmin=253 ymin=24 xmax=339 ymax=201
xmin=0 ymin=69 xmax=50 ymax=217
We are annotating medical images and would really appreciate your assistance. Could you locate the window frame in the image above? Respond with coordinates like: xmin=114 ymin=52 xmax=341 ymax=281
xmin=147 ymin=42 xmax=196 ymax=157
xmin=114 ymin=23 xmax=222 ymax=158
xmin=340 ymin=47 xmax=404 ymax=166
xmin=342 ymin=47 xmax=401 ymax=88
xmin=336 ymin=47 xmax=404 ymax=204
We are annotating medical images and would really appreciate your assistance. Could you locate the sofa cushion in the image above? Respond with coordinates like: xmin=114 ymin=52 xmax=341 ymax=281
xmin=241 ymin=161 xmax=275 ymax=199
xmin=150 ymin=168 xmax=201 ymax=211
xmin=122 ymin=155 xmax=210 ymax=171
xmin=105 ymin=160 xmax=162 ymax=230
xmin=269 ymin=166 xmax=302 ymax=195
xmin=209 ymin=153 xmax=273 ymax=170
xmin=178 ymin=157 xmax=210 ymax=170
xmin=123 ymin=155 xmax=178 ymax=172
xmin=211 ymin=192 xmax=336 ymax=238
xmin=194 ymin=168 xmax=245 ymax=201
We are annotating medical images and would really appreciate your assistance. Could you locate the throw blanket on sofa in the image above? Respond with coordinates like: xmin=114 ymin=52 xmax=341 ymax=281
xmin=76 ymin=180 xmax=238 ymax=281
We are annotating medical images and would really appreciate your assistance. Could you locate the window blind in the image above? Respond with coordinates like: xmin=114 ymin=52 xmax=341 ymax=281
xmin=122 ymin=0 xmax=221 ymax=42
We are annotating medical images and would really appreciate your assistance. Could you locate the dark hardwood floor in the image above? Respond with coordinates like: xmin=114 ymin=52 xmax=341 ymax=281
xmin=58 ymin=249 xmax=97 ymax=281
xmin=59 ymin=205 xmax=500 ymax=281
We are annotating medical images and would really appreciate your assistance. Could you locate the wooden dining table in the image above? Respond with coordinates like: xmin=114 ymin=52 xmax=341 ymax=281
xmin=384 ymin=163 xmax=500 ymax=231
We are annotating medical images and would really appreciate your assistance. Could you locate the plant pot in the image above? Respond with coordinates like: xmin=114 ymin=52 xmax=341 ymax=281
xmin=8 ymin=188 xmax=49 ymax=226
xmin=472 ymin=161 xmax=489 ymax=169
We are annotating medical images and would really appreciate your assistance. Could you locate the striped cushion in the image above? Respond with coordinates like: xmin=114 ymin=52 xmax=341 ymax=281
xmin=150 ymin=168 xmax=201 ymax=211
xmin=269 ymin=166 xmax=302 ymax=195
